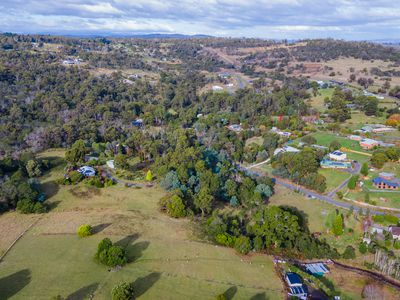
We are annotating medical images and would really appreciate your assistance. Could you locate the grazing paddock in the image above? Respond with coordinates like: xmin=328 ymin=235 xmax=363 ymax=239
xmin=0 ymin=151 xmax=283 ymax=299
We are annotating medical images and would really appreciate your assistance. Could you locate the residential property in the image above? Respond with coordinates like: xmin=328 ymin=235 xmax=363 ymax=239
xmin=227 ymin=124 xmax=243 ymax=132
xmin=321 ymin=159 xmax=351 ymax=169
xmin=363 ymin=90 xmax=385 ymax=100
xmin=389 ymin=226 xmax=400 ymax=240
xmin=106 ymin=160 xmax=115 ymax=169
xmin=78 ymin=166 xmax=96 ymax=177
xmin=285 ymin=272 xmax=308 ymax=299
xmin=274 ymin=146 xmax=300 ymax=156
xmin=348 ymin=135 xmax=362 ymax=141
xmin=372 ymin=173 xmax=400 ymax=190
xmin=329 ymin=151 xmax=347 ymax=161
xmin=304 ymin=263 xmax=329 ymax=276
xmin=370 ymin=224 xmax=388 ymax=235
xmin=212 ymin=85 xmax=223 ymax=91
xmin=132 ymin=119 xmax=144 ymax=127
xmin=360 ymin=138 xmax=380 ymax=149
xmin=62 ymin=58 xmax=82 ymax=65
xmin=311 ymin=144 xmax=328 ymax=150
xmin=271 ymin=127 xmax=292 ymax=137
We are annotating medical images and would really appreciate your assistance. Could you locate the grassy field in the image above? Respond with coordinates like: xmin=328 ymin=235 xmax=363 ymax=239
xmin=319 ymin=169 xmax=350 ymax=192
xmin=307 ymin=88 xmax=334 ymax=112
xmin=309 ymin=132 xmax=368 ymax=153
xmin=344 ymin=110 xmax=387 ymax=130
xmin=0 ymin=152 xmax=283 ymax=300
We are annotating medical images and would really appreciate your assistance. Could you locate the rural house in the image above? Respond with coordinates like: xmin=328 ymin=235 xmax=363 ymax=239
xmin=360 ymin=138 xmax=380 ymax=149
xmin=372 ymin=173 xmax=400 ymax=190
xmin=285 ymin=272 xmax=308 ymax=299
xmin=389 ymin=226 xmax=400 ymax=240
xmin=329 ymin=151 xmax=347 ymax=161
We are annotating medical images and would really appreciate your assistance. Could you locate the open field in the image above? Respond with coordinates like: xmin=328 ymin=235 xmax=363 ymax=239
xmin=344 ymin=110 xmax=387 ymax=130
xmin=346 ymin=189 xmax=400 ymax=209
xmin=309 ymin=132 xmax=368 ymax=153
xmin=307 ymin=88 xmax=334 ymax=112
xmin=0 ymin=152 xmax=283 ymax=300
xmin=319 ymin=168 xmax=350 ymax=192
xmin=304 ymin=57 xmax=400 ymax=89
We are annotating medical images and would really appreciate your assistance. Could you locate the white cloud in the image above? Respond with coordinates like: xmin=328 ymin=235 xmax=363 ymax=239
xmin=0 ymin=0 xmax=399 ymax=39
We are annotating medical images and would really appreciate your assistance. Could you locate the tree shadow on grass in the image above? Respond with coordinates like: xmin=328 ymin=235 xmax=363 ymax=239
xmin=115 ymin=234 xmax=140 ymax=248
xmin=115 ymin=234 xmax=148 ymax=263
xmin=91 ymin=223 xmax=112 ymax=234
xmin=66 ymin=282 xmax=99 ymax=300
xmin=41 ymin=180 xmax=60 ymax=200
xmin=250 ymin=292 xmax=268 ymax=300
xmin=223 ymin=286 xmax=237 ymax=300
xmin=131 ymin=272 xmax=161 ymax=298
xmin=126 ymin=241 xmax=150 ymax=263
xmin=47 ymin=200 xmax=61 ymax=211
xmin=0 ymin=269 xmax=31 ymax=299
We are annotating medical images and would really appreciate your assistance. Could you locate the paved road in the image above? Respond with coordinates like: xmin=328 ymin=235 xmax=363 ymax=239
xmin=240 ymin=163 xmax=400 ymax=217
xmin=326 ymin=162 xmax=360 ymax=197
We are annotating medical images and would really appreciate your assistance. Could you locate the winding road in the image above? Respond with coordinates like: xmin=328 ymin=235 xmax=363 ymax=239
xmin=240 ymin=162 xmax=400 ymax=217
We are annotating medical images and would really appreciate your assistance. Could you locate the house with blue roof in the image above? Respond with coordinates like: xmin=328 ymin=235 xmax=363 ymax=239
xmin=78 ymin=166 xmax=96 ymax=177
xmin=285 ymin=272 xmax=308 ymax=299
xmin=372 ymin=173 xmax=400 ymax=190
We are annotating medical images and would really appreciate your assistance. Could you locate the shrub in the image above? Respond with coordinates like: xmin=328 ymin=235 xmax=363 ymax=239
xmin=95 ymin=238 xmax=127 ymax=267
xmin=359 ymin=242 xmax=368 ymax=254
xmin=86 ymin=176 xmax=104 ymax=188
xmin=16 ymin=199 xmax=47 ymax=214
xmin=332 ymin=213 xmax=344 ymax=236
xmin=253 ymin=236 xmax=265 ymax=252
xmin=77 ymin=224 xmax=92 ymax=238
xmin=234 ymin=236 xmax=251 ymax=254
xmin=69 ymin=171 xmax=84 ymax=184
xmin=111 ymin=282 xmax=134 ymax=300
xmin=394 ymin=240 xmax=400 ymax=250
xmin=215 ymin=233 xmax=235 ymax=247
xmin=165 ymin=194 xmax=186 ymax=218
xmin=342 ymin=245 xmax=356 ymax=259
xmin=347 ymin=175 xmax=359 ymax=190
xmin=216 ymin=294 xmax=226 ymax=300
xmin=145 ymin=170 xmax=153 ymax=181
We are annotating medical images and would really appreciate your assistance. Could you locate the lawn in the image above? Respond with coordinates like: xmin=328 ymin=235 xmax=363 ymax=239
xmin=346 ymin=189 xmax=400 ymax=209
xmin=344 ymin=110 xmax=387 ymax=130
xmin=307 ymin=88 xmax=334 ymax=112
xmin=318 ymin=169 xmax=350 ymax=192
xmin=0 ymin=152 xmax=283 ymax=300
xmin=309 ymin=132 xmax=367 ymax=153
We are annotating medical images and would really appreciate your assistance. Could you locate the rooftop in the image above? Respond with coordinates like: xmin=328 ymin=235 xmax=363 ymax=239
xmin=286 ymin=272 xmax=302 ymax=286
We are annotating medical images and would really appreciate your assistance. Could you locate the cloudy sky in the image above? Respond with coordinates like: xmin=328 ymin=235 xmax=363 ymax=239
xmin=1 ymin=0 xmax=399 ymax=40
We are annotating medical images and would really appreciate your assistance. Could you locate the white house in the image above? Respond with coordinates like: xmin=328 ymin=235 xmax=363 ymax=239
xmin=329 ymin=151 xmax=347 ymax=161
xmin=106 ymin=160 xmax=115 ymax=169
xmin=212 ymin=85 xmax=223 ymax=91
xmin=78 ymin=166 xmax=96 ymax=177
xmin=389 ymin=226 xmax=400 ymax=240
xmin=273 ymin=146 xmax=300 ymax=156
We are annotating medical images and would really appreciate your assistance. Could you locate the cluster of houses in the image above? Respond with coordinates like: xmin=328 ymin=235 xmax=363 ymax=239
xmin=372 ymin=172 xmax=400 ymax=190
xmin=349 ymin=124 xmax=396 ymax=149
